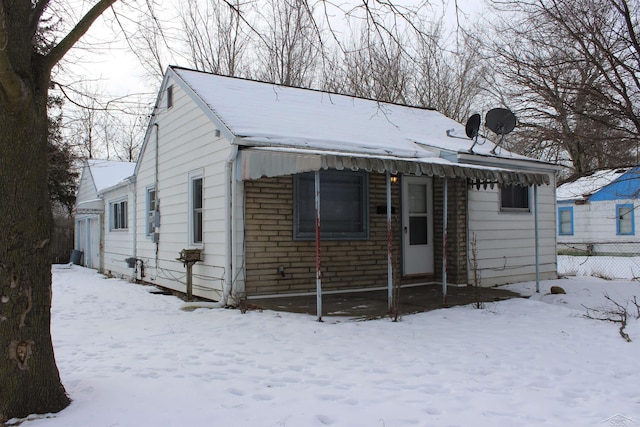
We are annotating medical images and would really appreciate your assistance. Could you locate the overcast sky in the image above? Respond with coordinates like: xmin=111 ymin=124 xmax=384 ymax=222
xmin=65 ymin=1 xmax=482 ymax=96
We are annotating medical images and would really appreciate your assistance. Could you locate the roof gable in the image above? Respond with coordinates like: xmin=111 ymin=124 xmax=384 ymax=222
xmin=590 ymin=167 xmax=640 ymax=201
xmin=557 ymin=167 xmax=640 ymax=202
xmin=87 ymin=159 xmax=136 ymax=194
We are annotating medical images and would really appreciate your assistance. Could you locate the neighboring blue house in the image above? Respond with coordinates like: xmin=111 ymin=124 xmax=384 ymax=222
xmin=556 ymin=167 xmax=640 ymax=253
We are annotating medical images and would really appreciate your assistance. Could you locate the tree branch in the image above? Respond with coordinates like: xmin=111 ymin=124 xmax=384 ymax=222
xmin=29 ymin=0 xmax=51 ymax=33
xmin=43 ymin=0 xmax=118 ymax=73
xmin=0 ymin=1 xmax=25 ymax=104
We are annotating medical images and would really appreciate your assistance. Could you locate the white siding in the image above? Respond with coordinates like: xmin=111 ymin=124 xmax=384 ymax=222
xmin=468 ymin=176 xmax=557 ymax=286
xmin=74 ymin=164 xmax=102 ymax=270
xmin=558 ymin=199 xmax=640 ymax=252
xmin=103 ymin=185 xmax=135 ymax=278
xmin=135 ymin=78 xmax=235 ymax=301
xmin=75 ymin=165 xmax=99 ymax=205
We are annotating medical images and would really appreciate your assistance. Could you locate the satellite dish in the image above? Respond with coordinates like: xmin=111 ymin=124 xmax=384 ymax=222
xmin=465 ymin=113 xmax=481 ymax=139
xmin=485 ymin=108 xmax=516 ymax=135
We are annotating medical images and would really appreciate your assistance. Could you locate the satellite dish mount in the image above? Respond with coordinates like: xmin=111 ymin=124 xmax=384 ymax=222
xmin=485 ymin=108 xmax=516 ymax=154
xmin=465 ymin=113 xmax=481 ymax=153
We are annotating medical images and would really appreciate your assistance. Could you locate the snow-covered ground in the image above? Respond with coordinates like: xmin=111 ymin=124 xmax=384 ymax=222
xmin=15 ymin=264 xmax=640 ymax=427
xmin=559 ymin=254 xmax=640 ymax=281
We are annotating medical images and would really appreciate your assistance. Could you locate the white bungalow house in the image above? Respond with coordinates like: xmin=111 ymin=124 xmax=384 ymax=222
xmin=74 ymin=159 xmax=136 ymax=271
xmin=556 ymin=167 xmax=640 ymax=254
xmin=75 ymin=66 xmax=560 ymax=310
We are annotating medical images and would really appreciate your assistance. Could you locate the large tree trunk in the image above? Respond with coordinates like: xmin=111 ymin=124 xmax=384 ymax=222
xmin=0 ymin=0 xmax=119 ymax=421
xmin=0 ymin=91 xmax=70 ymax=422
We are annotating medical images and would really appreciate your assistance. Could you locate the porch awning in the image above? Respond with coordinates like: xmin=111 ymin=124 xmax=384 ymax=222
xmin=74 ymin=198 xmax=104 ymax=214
xmin=237 ymin=147 xmax=550 ymax=186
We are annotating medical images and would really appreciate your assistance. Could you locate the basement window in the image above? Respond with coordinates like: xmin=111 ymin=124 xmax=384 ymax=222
xmin=294 ymin=170 xmax=369 ymax=240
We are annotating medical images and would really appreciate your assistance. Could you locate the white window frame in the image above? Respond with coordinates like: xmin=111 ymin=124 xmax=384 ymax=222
xmin=146 ymin=186 xmax=157 ymax=236
xmin=109 ymin=198 xmax=128 ymax=231
xmin=189 ymin=171 xmax=204 ymax=245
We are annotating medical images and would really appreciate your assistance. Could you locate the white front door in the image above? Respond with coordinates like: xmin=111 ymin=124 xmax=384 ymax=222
xmin=402 ymin=176 xmax=434 ymax=275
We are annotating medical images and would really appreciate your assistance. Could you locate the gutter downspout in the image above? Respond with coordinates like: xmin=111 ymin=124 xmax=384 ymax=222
xmin=131 ymin=177 xmax=137 ymax=280
xmin=231 ymin=148 xmax=239 ymax=302
xmin=221 ymin=144 xmax=239 ymax=307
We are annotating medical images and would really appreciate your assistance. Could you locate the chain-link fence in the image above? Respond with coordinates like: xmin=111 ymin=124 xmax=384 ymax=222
xmin=558 ymin=242 xmax=640 ymax=280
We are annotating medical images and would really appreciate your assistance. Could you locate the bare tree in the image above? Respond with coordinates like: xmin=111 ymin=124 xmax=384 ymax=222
xmin=254 ymin=0 xmax=321 ymax=86
xmin=61 ymin=84 xmax=103 ymax=159
xmin=107 ymin=109 xmax=148 ymax=161
xmin=334 ymin=28 xmax=411 ymax=104
xmin=179 ymin=0 xmax=251 ymax=76
xmin=0 ymin=1 xmax=119 ymax=420
xmin=57 ymin=82 xmax=148 ymax=161
xmin=411 ymin=21 xmax=484 ymax=122
xmin=482 ymin=0 xmax=640 ymax=173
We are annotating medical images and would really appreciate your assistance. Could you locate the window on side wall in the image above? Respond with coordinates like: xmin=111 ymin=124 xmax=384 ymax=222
xmin=501 ymin=184 xmax=530 ymax=212
xmin=558 ymin=206 xmax=573 ymax=235
xmin=293 ymin=170 xmax=369 ymax=240
xmin=146 ymin=187 xmax=156 ymax=236
xmin=190 ymin=175 xmax=203 ymax=244
xmin=110 ymin=199 xmax=128 ymax=230
xmin=616 ymin=204 xmax=634 ymax=235
xmin=167 ymin=84 xmax=174 ymax=109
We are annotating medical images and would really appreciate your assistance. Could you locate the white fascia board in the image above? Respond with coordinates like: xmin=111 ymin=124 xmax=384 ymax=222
xmin=457 ymin=152 xmax=562 ymax=173
xmin=97 ymin=176 xmax=135 ymax=197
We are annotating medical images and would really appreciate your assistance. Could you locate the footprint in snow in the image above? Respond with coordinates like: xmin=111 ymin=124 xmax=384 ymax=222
xmin=227 ymin=387 xmax=244 ymax=396
xmin=424 ymin=407 xmax=442 ymax=415
xmin=252 ymin=393 xmax=274 ymax=401
xmin=316 ymin=414 xmax=334 ymax=425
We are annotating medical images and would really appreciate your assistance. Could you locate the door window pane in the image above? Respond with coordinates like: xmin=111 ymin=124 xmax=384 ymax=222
xmin=409 ymin=217 xmax=428 ymax=245
xmin=409 ymin=184 xmax=427 ymax=213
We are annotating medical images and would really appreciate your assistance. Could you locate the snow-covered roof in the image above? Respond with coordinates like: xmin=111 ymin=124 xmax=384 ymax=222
xmin=556 ymin=168 xmax=631 ymax=201
xmin=172 ymin=67 xmax=528 ymax=161
xmin=87 ymin=159 xmax=136 ymax=194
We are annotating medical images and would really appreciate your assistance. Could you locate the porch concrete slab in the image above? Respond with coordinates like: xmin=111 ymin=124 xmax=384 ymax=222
xmin=247 ymin=285 xmax=524 ymax=319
